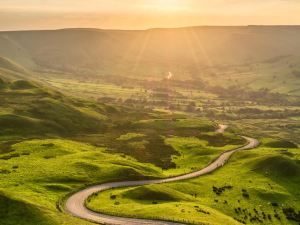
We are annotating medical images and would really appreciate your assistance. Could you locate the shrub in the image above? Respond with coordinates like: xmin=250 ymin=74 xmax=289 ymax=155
xmin=110 ymin=195 xmax=117 ymax=200
xmin=242 ymin=193 xmax=250 ymax=198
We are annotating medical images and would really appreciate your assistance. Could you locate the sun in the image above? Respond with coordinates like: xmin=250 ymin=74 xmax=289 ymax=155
xmin=150 ymin=0 xmax=186 ymax=12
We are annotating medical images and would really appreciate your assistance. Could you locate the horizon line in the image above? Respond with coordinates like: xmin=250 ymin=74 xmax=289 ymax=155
xmin=1 ymin=24 xmax=300 ymax=32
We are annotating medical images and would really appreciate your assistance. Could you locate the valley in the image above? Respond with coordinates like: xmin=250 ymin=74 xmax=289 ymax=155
xmin=0 ymin=26 xmax=299 ymax=225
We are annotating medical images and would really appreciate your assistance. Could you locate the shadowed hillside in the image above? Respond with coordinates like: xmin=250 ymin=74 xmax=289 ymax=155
xmin=0 ymin=61 xmax=109 ymax=141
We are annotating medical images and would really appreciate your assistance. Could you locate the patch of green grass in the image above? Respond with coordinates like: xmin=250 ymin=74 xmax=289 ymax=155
xmin=117 ymin=133 xmax=146 ymax=141
xmin=163 ymin=135 xmax=245 ymax=175
xmin=0 ymin=75 xmax=110 ymax=139
xmin=0 ymin=139 xmax=163 ymax=225
xmin=290 ymin=116 xmax=300 ymax=121
xmin=87 ymin=147 xmax=300 ymax=225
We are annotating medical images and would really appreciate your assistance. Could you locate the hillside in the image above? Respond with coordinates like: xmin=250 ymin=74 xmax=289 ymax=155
xmin=0 ymin=26 xmax=300 ymax=225
xmin=0 ymin=62 xmax=109 ymax=141
xmin=0 ymin=26 xmax=300 ymax=78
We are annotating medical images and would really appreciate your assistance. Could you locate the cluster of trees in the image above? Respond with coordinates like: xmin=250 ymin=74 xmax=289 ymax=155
xmin=208 ymin=85 xmax=289 ymax=105
xmin=283 ymin=207 xmax=300 ymax=222
xmin=236 ymin=108 xmax=300 ymax=119
xmin=234 ymin=206 xmax=281 ymax=224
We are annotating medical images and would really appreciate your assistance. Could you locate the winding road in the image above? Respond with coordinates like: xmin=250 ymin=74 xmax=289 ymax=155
xmin=65 ymin=125 xmax=260 ymax=225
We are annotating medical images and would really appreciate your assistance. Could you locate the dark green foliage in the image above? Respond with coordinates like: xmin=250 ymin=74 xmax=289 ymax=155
xmin=242 ymin=192 xmax=250 ymax=199
xmin=0 ymin=152 xmax=20 ymax=160
xmin=0 ymin=169 xmax=11 ymax=174
xmin=212 ymin=185 xmax=233 ymax=196
xmin=283 ymin=207 xmax=300 ymax=222
xmin=110 ymin=195 xmax=117 ymax=200
xmin=265 ymin=140 xmax=298 ymax=148
xmin=113 ymin=133 xmax=177 ymax=169
xmin=209 ymin=85 xmax=289 ymax=105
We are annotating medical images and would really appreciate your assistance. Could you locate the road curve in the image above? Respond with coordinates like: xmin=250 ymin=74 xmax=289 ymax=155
xmin=65 ymin=126 xmax=260 ymax=225
xmin=216 ymin=124 xmax=228 ymax=133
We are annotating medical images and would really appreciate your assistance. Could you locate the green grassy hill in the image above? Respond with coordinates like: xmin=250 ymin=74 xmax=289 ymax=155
xmin=1 ymin=27 xmax=300 ymax=97
xmin=1 ymin=26 xmax=300 ymax=78
xmin=87 ymin=144 xmax=300 ymax=225
xmin=0 ymin=62 xmax=109 ymax=142
xmin=0 ymin=26 xmax=299 ymax=225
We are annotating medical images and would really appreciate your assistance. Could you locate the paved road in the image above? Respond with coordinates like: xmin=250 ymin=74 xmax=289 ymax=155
xmin=65 ymin=126 xmax=260 ymax=225
xmin=216 ymin=124 xmax=228 ymax=133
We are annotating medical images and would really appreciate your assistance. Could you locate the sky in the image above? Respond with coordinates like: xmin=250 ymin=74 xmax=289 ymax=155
xmin=0 ymin=0 xmax=300 ymax=31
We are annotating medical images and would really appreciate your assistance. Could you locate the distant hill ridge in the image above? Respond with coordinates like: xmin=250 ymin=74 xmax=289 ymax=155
xmin=0 ymin=26 xmax=300 ymax=76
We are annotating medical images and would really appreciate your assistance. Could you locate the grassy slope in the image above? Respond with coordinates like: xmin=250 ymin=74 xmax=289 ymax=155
xmin=201 ymin=55 xmax=300 ymax=96
xmin=163 ymin=133 xmax=245 ymax=176
xmin=1 ymin=27 xmax=300 ymax=78
xmin=87 ymin=144 xmax=300 ymax=225
xmin=0 ymin=139 xmax=162 ymax=225
xmin=1 ymin=61 xmax=245 ymax=224
xmin=0 ymin=52 xmax=299 ymax=225
xmin=0 ymin=66 xmax=109 ymax=142
xmin=0 ymin=125 xmax=244 ymax=225
xmin=72 ymin=117 xmax=221 ymax=169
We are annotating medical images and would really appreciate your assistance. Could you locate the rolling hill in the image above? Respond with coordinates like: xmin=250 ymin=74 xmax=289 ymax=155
xmin=0 ymin=58 xmax=110 ymax=141
xmin=0 ymin=26 xmax=300 ymax=78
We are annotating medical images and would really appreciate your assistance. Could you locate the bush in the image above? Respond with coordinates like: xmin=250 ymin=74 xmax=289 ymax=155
xmin=242 ymin=193 xmax=250 ymax=198
xmin=110 ymin=195 xmax=117 ymax=200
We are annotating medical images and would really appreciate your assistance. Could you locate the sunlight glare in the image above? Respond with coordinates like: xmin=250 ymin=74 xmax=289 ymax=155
xmin=147 ymin=0 xmax=186 ymax=12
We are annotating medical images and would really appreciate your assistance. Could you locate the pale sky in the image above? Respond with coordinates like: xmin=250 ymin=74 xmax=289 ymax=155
xmin=0 ymin=0 xmax=300 ymax=31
